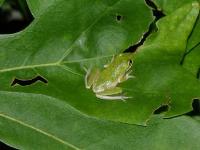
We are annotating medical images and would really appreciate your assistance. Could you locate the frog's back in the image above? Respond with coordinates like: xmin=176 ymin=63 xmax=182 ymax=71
xmin=96 ymin=53 xmax=133 ymax=86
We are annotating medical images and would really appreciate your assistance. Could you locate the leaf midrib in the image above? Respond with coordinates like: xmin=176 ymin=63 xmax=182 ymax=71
xmin=0 ymin=113 xmax=81 ymax=150
xmin=0 ymin=55 xmax=113 ymax=73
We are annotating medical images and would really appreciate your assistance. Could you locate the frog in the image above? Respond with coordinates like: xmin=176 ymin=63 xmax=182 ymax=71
xmin=85 ymin=53 xmax=134 ymax=100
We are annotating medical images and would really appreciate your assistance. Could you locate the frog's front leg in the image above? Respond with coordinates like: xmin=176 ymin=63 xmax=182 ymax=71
xmin=104 ymin=55 xmax=115 ymax=68
xmin=118 ymin=70 xmax=134 ymax=83
xmin=85 ymin=67 xmax=100 ymax=89
xmin=95 ymin=87 xmax=130 ymax=100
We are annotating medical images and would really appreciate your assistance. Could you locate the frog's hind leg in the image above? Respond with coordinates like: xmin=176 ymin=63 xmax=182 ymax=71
xmin=84 ymin=67 xmax=99 ymax=89
xmin=96 ymin=94 xmax=130 ymax=101
xmin=96 ymin=87 xmax=130 ymax=101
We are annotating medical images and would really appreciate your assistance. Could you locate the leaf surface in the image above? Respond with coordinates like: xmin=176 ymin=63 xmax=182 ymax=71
xmin=0 ymin=0 xmax=199 ymax=125
xmin=0 ymin=0 xmax=154 ymax=125
xmin=1 ymin=91 xmax=200 ymax=150
xmin=2 ymin=1 xmax=200 ymax=149
xmin=154 ymin=0 xmax=200 ymax=76
xmin=131 ymin=2 xmax=200 ymax=118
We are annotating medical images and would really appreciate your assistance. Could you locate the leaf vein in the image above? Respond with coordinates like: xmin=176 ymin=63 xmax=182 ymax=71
xmin=0 ymin=55 xmax=112 ymax=73
xmin=0 ymin=113 xmax=81 ymax=150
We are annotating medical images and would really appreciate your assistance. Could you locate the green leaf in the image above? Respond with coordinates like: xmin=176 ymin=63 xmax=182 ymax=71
xmin=1 ymin=92 xmax=200 ymax=150
xmin=183 ymin=44 xmax=200 ymax=78
xmin=1 ymin=1 xmax=200 ymax=149
xmin=0 ymin=0 xmax=153 ymax=125
xmin=154 ymin=0 xmax=200 ymax=14
xmin=154 ymin=0 xmax=200 ymax=76
xmin=0 ymin=0 xmax=199 ymax=125
xmin=132 ymin=2 xmax=200 ymax=118
xmin=0 ymin=0 xmax=4 ymax=6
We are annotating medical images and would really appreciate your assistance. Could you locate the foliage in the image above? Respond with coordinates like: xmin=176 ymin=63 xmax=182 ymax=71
xmin=0 ymin=0 xmax=200 ymax=149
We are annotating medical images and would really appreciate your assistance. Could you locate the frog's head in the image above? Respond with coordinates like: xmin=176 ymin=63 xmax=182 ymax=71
xmin=102 ymin=53 xmax=134 ymax=71
xmin=112 ymin=53 xmax=133 ymax=72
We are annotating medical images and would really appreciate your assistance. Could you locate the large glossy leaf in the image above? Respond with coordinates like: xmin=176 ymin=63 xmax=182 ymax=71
xmin=132 ymin=2 xmax=200 ymax=118
xmin=154 ymin=0 xmax=200 ymax=76
xmin=0 ymin=0 xmax=199 ymax=124
xmin=0 ymin=0 xmax=199 ymax=125
xmin=1 ymin=91 xmax=200 ymax=150
xmin=1 ymin=0 xmax=200 ymax=149
xmin=0 ymin=0 xmax=154 ymax=125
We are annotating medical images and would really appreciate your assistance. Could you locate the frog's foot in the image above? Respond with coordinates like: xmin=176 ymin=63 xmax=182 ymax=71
xmin=126 ymin=74 xmax=135 ymax=79
xmin=95 ymin=87 xmax=131 ymax=101
xmin=126 ymin=70 xmax=135 ymax=78
xmin=119 ymin=70 xmax=135 ymax=83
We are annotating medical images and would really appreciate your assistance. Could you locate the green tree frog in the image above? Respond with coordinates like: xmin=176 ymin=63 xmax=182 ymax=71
xmin=85 ymin=53 xmax=134 ymax=100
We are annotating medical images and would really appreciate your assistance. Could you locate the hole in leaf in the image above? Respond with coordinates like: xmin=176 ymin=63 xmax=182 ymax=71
xmin=116 ymin=14 xmax=122 ymax=21
xmin=124 ymin=21 xmax=155 ymax=53
xmin=187 ymin=99 xmax=200 ymax=116
xmin=152 ymin=9 xmax=165 ymax=20
xmin=11 ymin=76 xmax=48 ymax=86
xmin=145 ymin=0 xmax=165 ymax=19
xmin=0 ymin=0 xmax=34 ymax=34
xmin=124 ymin=0 xmax=165 ymax=53
xmin=154 ymin=104 xmax=169 ymax=114
xmin=145 ymin=0 xmax=165 ymax=20
xmin=197 ymin=68 xmax=200 ymax=79
xmin=145 ymin=0 xmax=157 ymax=10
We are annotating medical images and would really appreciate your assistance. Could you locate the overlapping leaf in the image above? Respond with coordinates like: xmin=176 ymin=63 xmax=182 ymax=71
xmin=131 ymin=2 xmax=200 ymax=118
xmin=1 ymin=0 xmax=200 ymax=149
xmin=0 ymin=0 xmax=199 ymax=126
xmin=154 ymin=0 xmax=200 ymax=77
xmin=0 ymin=0 xmax=153 ymax=125
xmin=0 ymin=0 xmax=199 ymax=129
xmin=1 ymin=92 xmax=200 ymax=149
